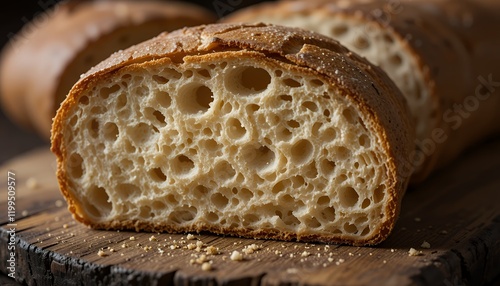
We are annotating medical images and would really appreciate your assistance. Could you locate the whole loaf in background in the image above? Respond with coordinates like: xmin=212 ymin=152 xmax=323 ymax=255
xmin=223 ymin=0 xmax=500 ymax=181
xmin=0 ymin=0 xmax=216 ymax=140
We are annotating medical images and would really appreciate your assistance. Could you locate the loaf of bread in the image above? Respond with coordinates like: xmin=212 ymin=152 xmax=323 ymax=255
xmin=223 ymin=0 xmax=500 ymax=181
xmin=0 ymin=0 xmax=216 ymax=140
xmin=51 ymin=23 xmax=414 ymax=245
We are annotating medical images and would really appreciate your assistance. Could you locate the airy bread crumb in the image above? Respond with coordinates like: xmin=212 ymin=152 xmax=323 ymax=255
xmin=421 ymin=241 xmax=431 ymax=249
xmin=408 ymin=248 xmax=423 ymax=256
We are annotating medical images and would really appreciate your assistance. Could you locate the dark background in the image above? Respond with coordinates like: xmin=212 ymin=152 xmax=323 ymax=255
xmin=0 ymin=0 xmax=272 ymax=164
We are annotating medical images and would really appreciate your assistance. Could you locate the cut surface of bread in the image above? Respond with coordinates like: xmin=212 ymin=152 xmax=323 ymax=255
xmin=51 ymin=23 xmax=414 ymax=245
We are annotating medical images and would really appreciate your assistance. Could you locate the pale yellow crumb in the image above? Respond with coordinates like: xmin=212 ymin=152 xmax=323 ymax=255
xmin=201 ymin=262 xmax=212 ymax=271
xmin=149 ymin=235 xmax=157 ymax=242
xmin=206 ymin=246 xmax=219 ymax=255
xmin=129 ymin=236 xmax=136 ymax=241
xmin=55 ymin=200 xmax=64 ymax=207
xmin=97 ymin=250 xmax=107 ymax=257
xmin=186 ymin=234 xmax=196 ymax=240
xmin=408 ymin=248 xmax=423 ymax=256
xmin=230 ymin=251 xmax=243 ymax=261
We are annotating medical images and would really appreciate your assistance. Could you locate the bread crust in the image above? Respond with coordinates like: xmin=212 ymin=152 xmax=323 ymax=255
xmin=222 ymin=0 xmax=500 ymax=182
xmin=51 ymin=23 xmax=414 ymax=245
xmin=0 ymin=0 xmax=216 ymax=139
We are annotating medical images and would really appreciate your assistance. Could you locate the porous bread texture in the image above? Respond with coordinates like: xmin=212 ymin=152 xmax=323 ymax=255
xmin=222 ymin=1 xmax=437 ymax=165
xmin=52 ymin=24 xmax=414 ymax=246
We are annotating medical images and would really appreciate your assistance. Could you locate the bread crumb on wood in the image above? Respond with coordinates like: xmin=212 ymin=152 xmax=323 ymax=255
xmin=186 ymin=234 xmax=196 ymax=240
xmin=230 ymin=251 xmax=243 ymax=261
xmin=206 ymin=245 xmax=219 ymax=255
xmin=97 ymin=250 xmax=107 ymax=257
xmin=421 ymin=241 xmax=431 ymax=249
xmin=129 ymin=236 xmax=136 ymax=241
xmin=201 ymin=262 xmax=212 ymax=271
xmin=408 ymin=248 xmax=423 ymax=256
xmin=149 ymin=235 xmax=157 ymax=242
xmin=301 ymin=251 xmax=310 ymax=257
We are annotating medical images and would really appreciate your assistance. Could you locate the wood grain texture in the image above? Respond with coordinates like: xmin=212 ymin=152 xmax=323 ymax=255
xmin=1 ymin=138 xmax=500 ymax=286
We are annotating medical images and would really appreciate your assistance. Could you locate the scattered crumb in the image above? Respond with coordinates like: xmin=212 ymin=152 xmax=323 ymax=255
xmin=187 ymin=243 xmax=197 ymax=250
xmin=414 ymin=217 xmax=421 ymax=222
xmin=348 ymin=252 xmax=354 ymax=256
xmin=390 ymin=249 xmax=395 ymax=253
xmin=143 ymin=246 xmax=152 ymax=252
xmin=22 ymin=210 xmax=29 ymax=217
xmin=274 ymin=250 xmax=281 ymax=255
xmin=230 ymin=251 xmax=243 ymax=261
xmin=170 ymin=245 xmax=179 ymax=250
xmin=439 ymin=230 xmax=448 ymax=235
xmin=421 ymin=241 xmax=431 ymax=249
xmin=408 ymin=248 xmax=423 ymax=256
xmin=109 ymin=248 xmax=115 ymax=252
xmin=129 ymin=236 xmax=136 ymax=241
xmin=206 ymin=246 xmax=219 ymax=255
xmin=242 ymin=244 xmax=261 ymax=254
xmin=55 ymin=200 xmax=64 ymax=207
xmin=196 ymin=241 xmax=204 ymax=248
xmin=158 ymin=248 xmax=165 ymax=255
xmin=121 ymin=243 xmax=128 ymax=248
xmin=286 ymin=268 xmax=298 ymax=274
xmin=301 ymin=251 xmax=310 ymax=257
xmin=63 ymin=224 xmax=69 ymax=229
xmin=201 ymin=262 xmax=212 ymax=271
xmin=97 ymin=250 xmax=107 ymax=257
xmin=26 ymin=177 xmax=39 ymax=189
xmin=149 ymin=235 xmax=157 ymax=242
xmin=289 ymin=254 xmax=294 ymax=258
xmin=383 ymin=260 xmax=387 ymax=264
xmin=328 ymin=257 xmax=334 ymax=262
xmin=186 ymin=234 xmax=196 ymax=240
xmin=335 ymin=258 xmax=345 ymax=265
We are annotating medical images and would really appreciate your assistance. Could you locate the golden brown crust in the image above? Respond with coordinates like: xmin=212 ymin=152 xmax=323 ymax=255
xmin=51 ymin=23 xmax=414 ymax=245
xmin=0 ymin=0 xmax=216 ymax=139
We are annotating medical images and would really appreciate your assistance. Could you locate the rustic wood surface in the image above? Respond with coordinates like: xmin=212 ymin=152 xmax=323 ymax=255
xmin=1 ymin=138 xmax=500 ymax=286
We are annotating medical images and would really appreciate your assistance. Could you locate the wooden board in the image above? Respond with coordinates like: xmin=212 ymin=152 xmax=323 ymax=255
xmin=1 ymin=139 xmax=500 ymax=286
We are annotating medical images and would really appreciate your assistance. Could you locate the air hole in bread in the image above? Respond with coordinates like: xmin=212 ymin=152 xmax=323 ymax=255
xmin=150 ymin=167 xmax=167 ymax=182
xmin=310 ymin=79 xmax=324 ymax=87
xmin=68 ymin=153 xmax=84 ymax=179
xmin=361 ymin=198 xmax=371 ymax=209
xmin=291 ymin=139 xmax=314 ymax=164
xmin=79 ymin=95 xmax=89 ymax=105
xmin=197 ymin=69 xmax=211 ymax=78
xmin=178 ymin=84 xmax=214 ymax=114
xmin=214 ymin=160 xmax=236 ymax=181
xmin=302 ymin=101 xmax=318 ymax=112
xmin=227 ymin=66 xmax=271 ymax=94
xmin=103 ymin=122 xmax=119 ymax=141
xmin=172 ymin=155 xmax=195 ymax=176
xmin=373 ymin=184 xmax=385 ymax=204
xmin=116 ymin=93 xmax=128 ymax=109
xmin=339 ymin=186 xmax=359 ymax=208
xmin=207 ymin=212 xmax=219 ymax=222
xmin=304 ymin=162 xmax=318 ymax=178
xmin=322 ymin=127 xmax=337 ymax=141
xmin=283 ymin=78 xmax=301 ymax=88
xmin=88 ymin=119 xmax=99 ymax=138
xmin=154 ymin=91 xmax=171 ymax=109
xmin=226 ymin=117 xmax=246 ymax=139
xmin=321 ymin=207 xmax=336 ymax=222
xmin=358 ymin=134 xmax=370 ymax=148
xmin=305 ymin=217 xmax=321 ymax=228
xmin=344 ymin=222 xmax=358 ymax=234
xmin=88 ymin=185 xmax=112 ymax=217
xmin=243 ymin=145 xmax=276 ymax=171
xmin=211 ymin=193 xmax=229 ymax=209
xmin=279 ymin=94 xmax=292 ymax=102
xmin=317 ymin=196 xmax=330 ymax=205
xmin=152 ymin=75 xmax=168 ymax=84
xmin=100 ymin=84 xmax=120 ymax=99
